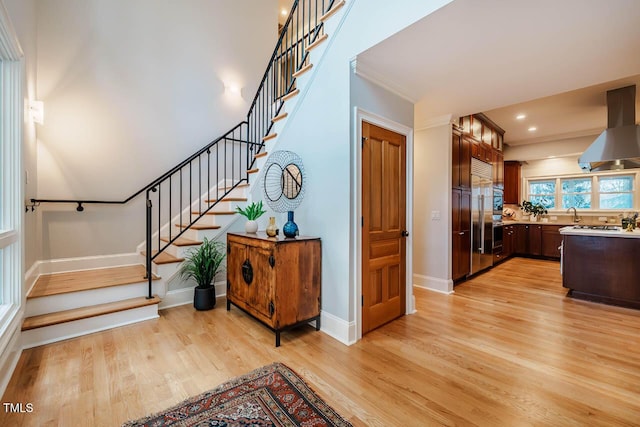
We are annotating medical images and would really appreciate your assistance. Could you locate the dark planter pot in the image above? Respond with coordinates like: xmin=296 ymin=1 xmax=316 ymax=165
xmin=194 ymin=286 xmax=216 ymax=311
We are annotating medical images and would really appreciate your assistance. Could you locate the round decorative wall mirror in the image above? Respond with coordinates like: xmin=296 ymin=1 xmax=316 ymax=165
xmin=262 ymin=151 xmax=306 ymax=213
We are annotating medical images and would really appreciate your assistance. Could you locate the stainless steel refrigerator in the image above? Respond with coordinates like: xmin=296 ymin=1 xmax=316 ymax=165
xmin=470 ymin=158 xmax=493 ymax=275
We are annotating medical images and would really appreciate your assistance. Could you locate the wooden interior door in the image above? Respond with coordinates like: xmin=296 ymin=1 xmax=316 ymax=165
xmin=362 ymin=121 xmax=407 ymax=334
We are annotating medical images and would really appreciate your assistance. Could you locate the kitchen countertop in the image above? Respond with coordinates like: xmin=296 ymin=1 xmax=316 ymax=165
xmin=502 ymin=220 xmax=579 ymax=226
xmin=559 ymin=225 xmax=640 ymax=238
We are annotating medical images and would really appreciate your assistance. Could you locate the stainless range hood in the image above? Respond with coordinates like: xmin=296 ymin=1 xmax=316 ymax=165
xmin=578 ymin=85 xmax=640 ymax=172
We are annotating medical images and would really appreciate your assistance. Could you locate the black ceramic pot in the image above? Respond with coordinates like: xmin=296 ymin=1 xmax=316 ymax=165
xmin=194 ymin=286 xmax=216 ymax=310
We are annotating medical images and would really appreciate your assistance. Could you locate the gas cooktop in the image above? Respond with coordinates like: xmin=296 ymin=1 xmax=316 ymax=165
xmin=572 ymin=225 xmax=620 ymax=231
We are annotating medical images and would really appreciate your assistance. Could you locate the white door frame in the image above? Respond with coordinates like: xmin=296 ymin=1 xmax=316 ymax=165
xmin=353 ymin=107 xmax=414 ymax=342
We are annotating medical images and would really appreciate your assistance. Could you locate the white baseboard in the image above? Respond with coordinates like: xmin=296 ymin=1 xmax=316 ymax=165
xmin=0 ymin=322 xmax=22 ymax=399
xmin=34 ymin=253 xmax=142 ymax=276
xmin=320 ymin=311 xmax=356 ymax=346
xmin=413 ymin=273 xmax=454 ymax=294
xmin=159 ymin=281 xmax=227 ymax=310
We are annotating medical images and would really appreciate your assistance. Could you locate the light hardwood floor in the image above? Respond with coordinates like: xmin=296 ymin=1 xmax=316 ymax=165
xmin=2 ymin=258 xmax=640 ymax=426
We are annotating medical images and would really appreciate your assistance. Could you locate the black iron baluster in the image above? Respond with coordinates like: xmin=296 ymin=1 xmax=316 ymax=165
xmin=146 ymin=190 xmax=153 ymax=299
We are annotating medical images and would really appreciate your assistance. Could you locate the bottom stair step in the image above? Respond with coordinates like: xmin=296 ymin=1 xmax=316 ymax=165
xmin=21 ymin=296 xmax=161 ymax=349
xmin=22 ymin=295 xmax=161 ymax=331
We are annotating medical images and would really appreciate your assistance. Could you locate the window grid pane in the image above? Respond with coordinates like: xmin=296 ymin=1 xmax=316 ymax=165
xmin=529 ymin=180 xmax=556 ymax=209
xmin=561 ymin=178 xmax=592 ymax=209
xmin=599 ymin=176 xmax=634 ymax=209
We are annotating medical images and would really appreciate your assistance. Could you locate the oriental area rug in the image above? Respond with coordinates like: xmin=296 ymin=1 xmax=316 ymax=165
xmin=122 ymin=362 xmax=353 ymax=427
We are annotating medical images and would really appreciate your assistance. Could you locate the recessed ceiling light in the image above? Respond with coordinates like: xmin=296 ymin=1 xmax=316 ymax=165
xmin=528 ymin=126 xmax=537 ymax=132
xmin=281 ymin=9 xmax=288 ymax=16
xmin=516 ymin=114 xmax=526 ymax=120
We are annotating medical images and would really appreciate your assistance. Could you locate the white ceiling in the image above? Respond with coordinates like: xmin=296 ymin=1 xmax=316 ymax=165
xmin=356 ymin=0 xmax=640 ymax=148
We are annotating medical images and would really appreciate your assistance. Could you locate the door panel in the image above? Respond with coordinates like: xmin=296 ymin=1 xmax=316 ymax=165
xmin=362 ymin=122 xmax=406 ymax=334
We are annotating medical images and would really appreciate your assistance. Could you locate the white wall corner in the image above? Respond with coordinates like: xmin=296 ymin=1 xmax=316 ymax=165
xmin=415 ymin=114 xmax=455 ymax=132
xmin=351 ymin=57 xmax=418 ymax=103
xmin=413 ymin=273 xmax=454 ymax=294
xmin=320 ymin=310 xmax=356 ymax=346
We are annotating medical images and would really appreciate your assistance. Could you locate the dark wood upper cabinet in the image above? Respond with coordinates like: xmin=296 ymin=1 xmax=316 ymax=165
xmin=504 ymin=161 xmax=521 ymax=204
xmin=452 ymin=129 xmax=471 ymax=189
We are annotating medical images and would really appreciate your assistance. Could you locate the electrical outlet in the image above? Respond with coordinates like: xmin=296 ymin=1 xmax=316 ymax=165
xmin=550 ymin=216 xmax=558 ymax=221
xmin=598 ymin=216 xmax=607 ymax=222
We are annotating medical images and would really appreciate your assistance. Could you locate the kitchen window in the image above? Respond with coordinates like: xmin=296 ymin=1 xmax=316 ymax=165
xmin=528 ymin=179 xmax=556 ymax=209
xmin=561 ymin=178 xmax=592 ymax=209
xmin=527 ymin=172 xmax=636 ymax=211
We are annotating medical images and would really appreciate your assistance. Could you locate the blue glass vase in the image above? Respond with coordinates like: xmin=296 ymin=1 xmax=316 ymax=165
xmin=283 ymin=211 xmax=299 ymax=238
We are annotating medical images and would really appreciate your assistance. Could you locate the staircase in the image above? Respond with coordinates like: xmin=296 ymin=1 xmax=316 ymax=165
xmin=23 ymin=0 xmax=348 ymax=348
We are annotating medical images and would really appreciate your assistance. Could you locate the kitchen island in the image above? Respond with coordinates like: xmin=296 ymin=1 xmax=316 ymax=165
xmin=560 ymin=225 xmax=640 ymax=309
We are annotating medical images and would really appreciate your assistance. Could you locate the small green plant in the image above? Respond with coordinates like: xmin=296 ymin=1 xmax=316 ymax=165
xmin=236 ymin=200 xmax=267 ymax=220
xmin=178 ymin=237 xmax=226 ymax=289
xmin=520 ymin=200 xmax=548 ymax=217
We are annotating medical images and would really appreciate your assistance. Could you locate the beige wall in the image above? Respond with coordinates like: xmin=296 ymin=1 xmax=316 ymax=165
xmin=412 ymin=122 xmax=452 ymax=292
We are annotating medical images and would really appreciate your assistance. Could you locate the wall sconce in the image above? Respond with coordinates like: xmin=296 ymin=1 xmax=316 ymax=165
xmin=224 ymin=83 xmax=242 ymax=97
xmin=29 ymin=100 xmax=44 ymax=124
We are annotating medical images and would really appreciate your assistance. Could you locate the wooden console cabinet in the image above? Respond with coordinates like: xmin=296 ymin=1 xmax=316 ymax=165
xmin=226 ymin=232 xmax=321 ymax=347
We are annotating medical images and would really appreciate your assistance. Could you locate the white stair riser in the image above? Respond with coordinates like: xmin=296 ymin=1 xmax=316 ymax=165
xmin=21 ymin=305 xmax=159 ymax=349
xmin=189 ymin=213 xmax=238 ymax=226
xmin=25 ymin=281 xmax=163 ymax=317
xmin=154 ymin=262 xmax=180 ymax=281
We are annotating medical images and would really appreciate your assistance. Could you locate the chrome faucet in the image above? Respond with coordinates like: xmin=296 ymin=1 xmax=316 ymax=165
xmin=567 ymin=207 xmax=581 ymax=223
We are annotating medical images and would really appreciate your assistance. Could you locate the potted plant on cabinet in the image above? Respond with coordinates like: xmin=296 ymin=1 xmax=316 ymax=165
xmin=236 ymin=200 xmax=267 ymax=233
xmin=520 ymin=200 xmax=548 ymax=222
xmin=178 ymin=237 xmax=226 ymax=310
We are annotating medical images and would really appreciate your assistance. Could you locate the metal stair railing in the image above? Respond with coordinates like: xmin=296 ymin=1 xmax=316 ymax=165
xmin=30 ymin=0 xmax=337 ymax=299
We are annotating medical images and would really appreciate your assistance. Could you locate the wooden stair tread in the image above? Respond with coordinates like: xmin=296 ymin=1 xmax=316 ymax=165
xmin=142 ymin=251 xmax=184 ymax=264
xmin=205 ymin=197 xmax=248 ymax=203
xmin=282 ymin=89 xmax=299 ymax=102
xmin=292 ymin=63 xmax=313 ymax=78
xmin=272 ymin=112 xmax=288 ymax=123
xmin=247 ymin=168 xmax=259 ymax=174
xmin=254 ymin=151 xmax=268 ymax=159
xmin=160 ymin=236 xmax=202 ymax=246
xmin=22 ymin=295 xmax=161 ymax=331
xmin=320 ymin=0 xmax=345 ymax=22
xmin=218 ymin=183 xmax=249 ymax=191
xmin=28 ymin=265 xmax=157 ymax=299
xmin=307 ymin=33 xmax=328 ymax=51
xmin=262 ymin=133 xmax=277 ymax=142
xmin=175 ymin=223 xmax=221 ymax=230
xmin=191 ymin=210 xmax=236 ymax=215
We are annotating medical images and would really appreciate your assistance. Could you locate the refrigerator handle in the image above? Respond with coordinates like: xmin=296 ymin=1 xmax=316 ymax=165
xmin=479 ymin=195 xmax=484 ymax=253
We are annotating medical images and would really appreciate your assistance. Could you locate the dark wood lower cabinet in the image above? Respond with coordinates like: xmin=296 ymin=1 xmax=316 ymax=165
xmin=511 ymin=223 xmax=561 ymax=260
xmin=542 ymin=225 xmax=564 ymax=258
xmin=502 ymin=225 xmax=515 ymax=258
xmin=528 ymin=224 xmax=542 ymax=256
xmin=563 ymin=234 xmax=640 ymax=309
xmin=452 ymin=189 xmax=471 ymax=280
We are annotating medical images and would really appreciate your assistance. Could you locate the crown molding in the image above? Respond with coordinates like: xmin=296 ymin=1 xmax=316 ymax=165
xmin=351 ymin=58 xmax=418 ymax=103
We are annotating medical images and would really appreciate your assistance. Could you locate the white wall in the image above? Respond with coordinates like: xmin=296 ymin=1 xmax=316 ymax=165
xmin=272 ymin=0 xmax=452 ymax=328
xmin=413 ymin=123 xmax=452 ymax=293
xmin=34 ymin=0 xmax=277 ymax=259
xmin=3 ymin=0 xmax=38 ymax=270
